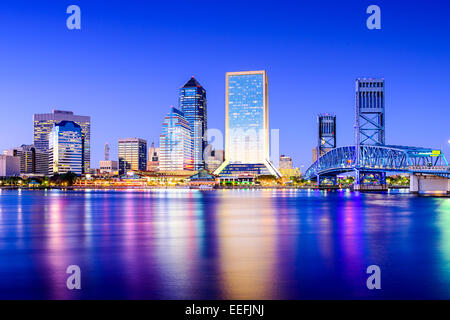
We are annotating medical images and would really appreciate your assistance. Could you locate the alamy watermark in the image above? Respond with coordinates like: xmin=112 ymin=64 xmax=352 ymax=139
xmin=366 ymin=265 xmax=381 ymax=290
xmin=66 ymin=5 xmax=81 ymax=30
xmin=66 ymin=265 xmax=81 ymax=290
xmin=366 ymin=5 xmax=381 ymax=30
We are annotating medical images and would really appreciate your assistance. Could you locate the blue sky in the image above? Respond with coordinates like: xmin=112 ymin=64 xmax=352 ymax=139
xmin=0 ymin=0 xmax=449 ymax=168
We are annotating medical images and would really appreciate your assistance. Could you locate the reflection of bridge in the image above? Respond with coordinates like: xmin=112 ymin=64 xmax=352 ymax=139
xmin=304 ymin=145 xmax=450 ymax=179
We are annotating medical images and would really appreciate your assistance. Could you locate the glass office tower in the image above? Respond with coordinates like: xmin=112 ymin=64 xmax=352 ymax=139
xmin=214 ymin=70 xmax=280 ymax=178
xmin=179 ymin=77 xmax=207 ymax=170
xmin=48 ymin=121 xmax=83 ymax=175
xmin=159 ymin=107 xmax=193 ymax=172
xmin=33 ymin=110 xmax=90 ymax=173
xmin=118 ymin=138 xmax=147 ymax=175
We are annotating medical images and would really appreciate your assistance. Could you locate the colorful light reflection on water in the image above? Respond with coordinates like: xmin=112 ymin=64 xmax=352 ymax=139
xmin=0 ymin=189 xmax=450 ymax=299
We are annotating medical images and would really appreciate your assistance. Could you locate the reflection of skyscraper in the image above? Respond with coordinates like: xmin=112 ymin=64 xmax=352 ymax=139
xmin=159 ymin=107 xmax=193 ymax=172
xmin=49 ymin=121 xmax=83 ymax=175
xmin=33 ymin=110 xmax=90 ymax=173
xmin=118 ymin=138 xmax=147 ymax=175
xmin=214 ymin=71 xmax=280 ymax=177
xmin=179 ymin=77 xmax=207 ymax=170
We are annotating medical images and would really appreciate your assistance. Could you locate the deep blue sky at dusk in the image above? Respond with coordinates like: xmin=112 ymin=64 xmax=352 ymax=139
xmin=0 ymin=0 xmax=449 ymax=168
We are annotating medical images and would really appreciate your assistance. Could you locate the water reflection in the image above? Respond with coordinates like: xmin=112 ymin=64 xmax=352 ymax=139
xmin=0 ymin=189 xmax=449 ymax=299
xmin=216 ymin=190 xmax=277 ymax=299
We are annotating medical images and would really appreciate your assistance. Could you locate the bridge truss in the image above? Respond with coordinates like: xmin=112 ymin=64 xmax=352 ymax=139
xmin=304 ymin=145 xmax=450 ymax=181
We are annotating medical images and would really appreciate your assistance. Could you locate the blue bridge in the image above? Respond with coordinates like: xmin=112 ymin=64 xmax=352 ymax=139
xmin=304 ymin=145 xmax=450 ymax=192
xmin=303 ymin=78 xmax=450 ymax=193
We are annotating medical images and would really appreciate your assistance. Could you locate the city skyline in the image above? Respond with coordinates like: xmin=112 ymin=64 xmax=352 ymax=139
xmin=1 ymin=1 xmax=450 ymax=169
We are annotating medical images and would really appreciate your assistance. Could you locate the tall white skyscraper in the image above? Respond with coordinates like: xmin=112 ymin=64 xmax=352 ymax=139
xmin=214 ymin=70 xmax=280 ymax=177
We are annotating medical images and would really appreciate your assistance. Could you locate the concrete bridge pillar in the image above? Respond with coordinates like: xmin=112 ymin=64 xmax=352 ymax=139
xmin=410 ymin=174 xmax=450 ymax=194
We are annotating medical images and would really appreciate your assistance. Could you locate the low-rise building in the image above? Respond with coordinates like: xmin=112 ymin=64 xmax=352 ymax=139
xmin=0 ymin=155 xmax=20 ymax=177
xmin=99 ymin=160 xmax=118 ymax=175
xmin=4 ymin=145 xmax=48 ymax=176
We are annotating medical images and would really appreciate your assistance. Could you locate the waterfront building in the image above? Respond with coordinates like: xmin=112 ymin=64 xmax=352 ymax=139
xmin=179 ymin=77 xmax=207 ymax=170
xmin=147 ymin=142 xmax=160 ymax=172
xmin=205 ymin=147 xmax=224 ymax=173
xmin=48 ymin=121 xmax=83 ymax=175
xmin=159 ymin=107 xmax=193 ymax=172
xmin=33 ymin=109 xmax=91 ymax=173
xmin=187 ymin=169 xmax=218 ymax=187
xmin=214 ymin=70 xmax=280 ymax=178
xmin=279 ymin=155 xmax=293 ymax=170
xmin=4 ymin=145 xmax=48 ymax=176
xmin=279 ymin=168 xmax=302 ymax=178
xmin=0 ymin=155 xmax=20 ymax=177
xmin=118 ymin=138 xmax=147 ymax=175
xmin=99 ymin=160 xmax=118 ymax=175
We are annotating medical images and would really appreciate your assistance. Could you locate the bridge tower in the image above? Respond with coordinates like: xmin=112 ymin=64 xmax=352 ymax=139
xmin=316 ymin=114 xmax=337 ymax=186
xmin=317 ymin=114 xmax=336 ymax=157
xmin=355 ymin=78 xmax=387 ymax=190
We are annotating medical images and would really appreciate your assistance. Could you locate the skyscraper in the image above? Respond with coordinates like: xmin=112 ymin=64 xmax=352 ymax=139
xmin=204 ymin=146 xmax=224 ymax=173
xmin=159 ymin=107 xmax=193 ymax=172
xmin=147 ymin=142 xmax=160 ymax=172
xmin=279 ymin=155 xmax=293 ymax=170
xmin=214 ymin=70 xmax=280 ymax=178
xmin=105 ymin=143 xmax=110 ymax=161
xmin=33 ymin=110 xmax=90 ymax=173
xmin=49 ymin=121 xmax=83 ymax=175
xmin=118 ymin=138 xmax=147 ymax=175
xmin=179 ymin=77 xmax=207 ymax=170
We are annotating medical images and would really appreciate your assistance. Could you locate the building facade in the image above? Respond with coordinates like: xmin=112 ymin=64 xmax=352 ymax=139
xmin=118 ymin=138 xmax=147 ymax=175
xmin=4 ymin=145 xmax=48 ymax=175
xmin=214 ymin=70 xmax=280 ymax=178
xmin=33 ymin=110 xmax=90 ymax=173
xmin=147 ymin=142 xmax=160 ymax=172
xmin=205 ymin=147 xmax=224 ymax=173
xmin=0 ymin=155 xmax=20 ymax=177
xmin=179 ymin=77 xmax=207 ymax=170
xmin=99 ymin=160 xmax=118 ymax=175
xmin=49 ymin=121 xmax=83 ymax=175
xmin=279 ymin=155 xmax=293 ymax=170
xmin=159 ymin=107 xmax=193 ymax=172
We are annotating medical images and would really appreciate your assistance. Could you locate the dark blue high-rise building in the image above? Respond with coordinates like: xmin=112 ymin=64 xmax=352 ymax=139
xmin=179 ymin=77 xmax=207 ymax=171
